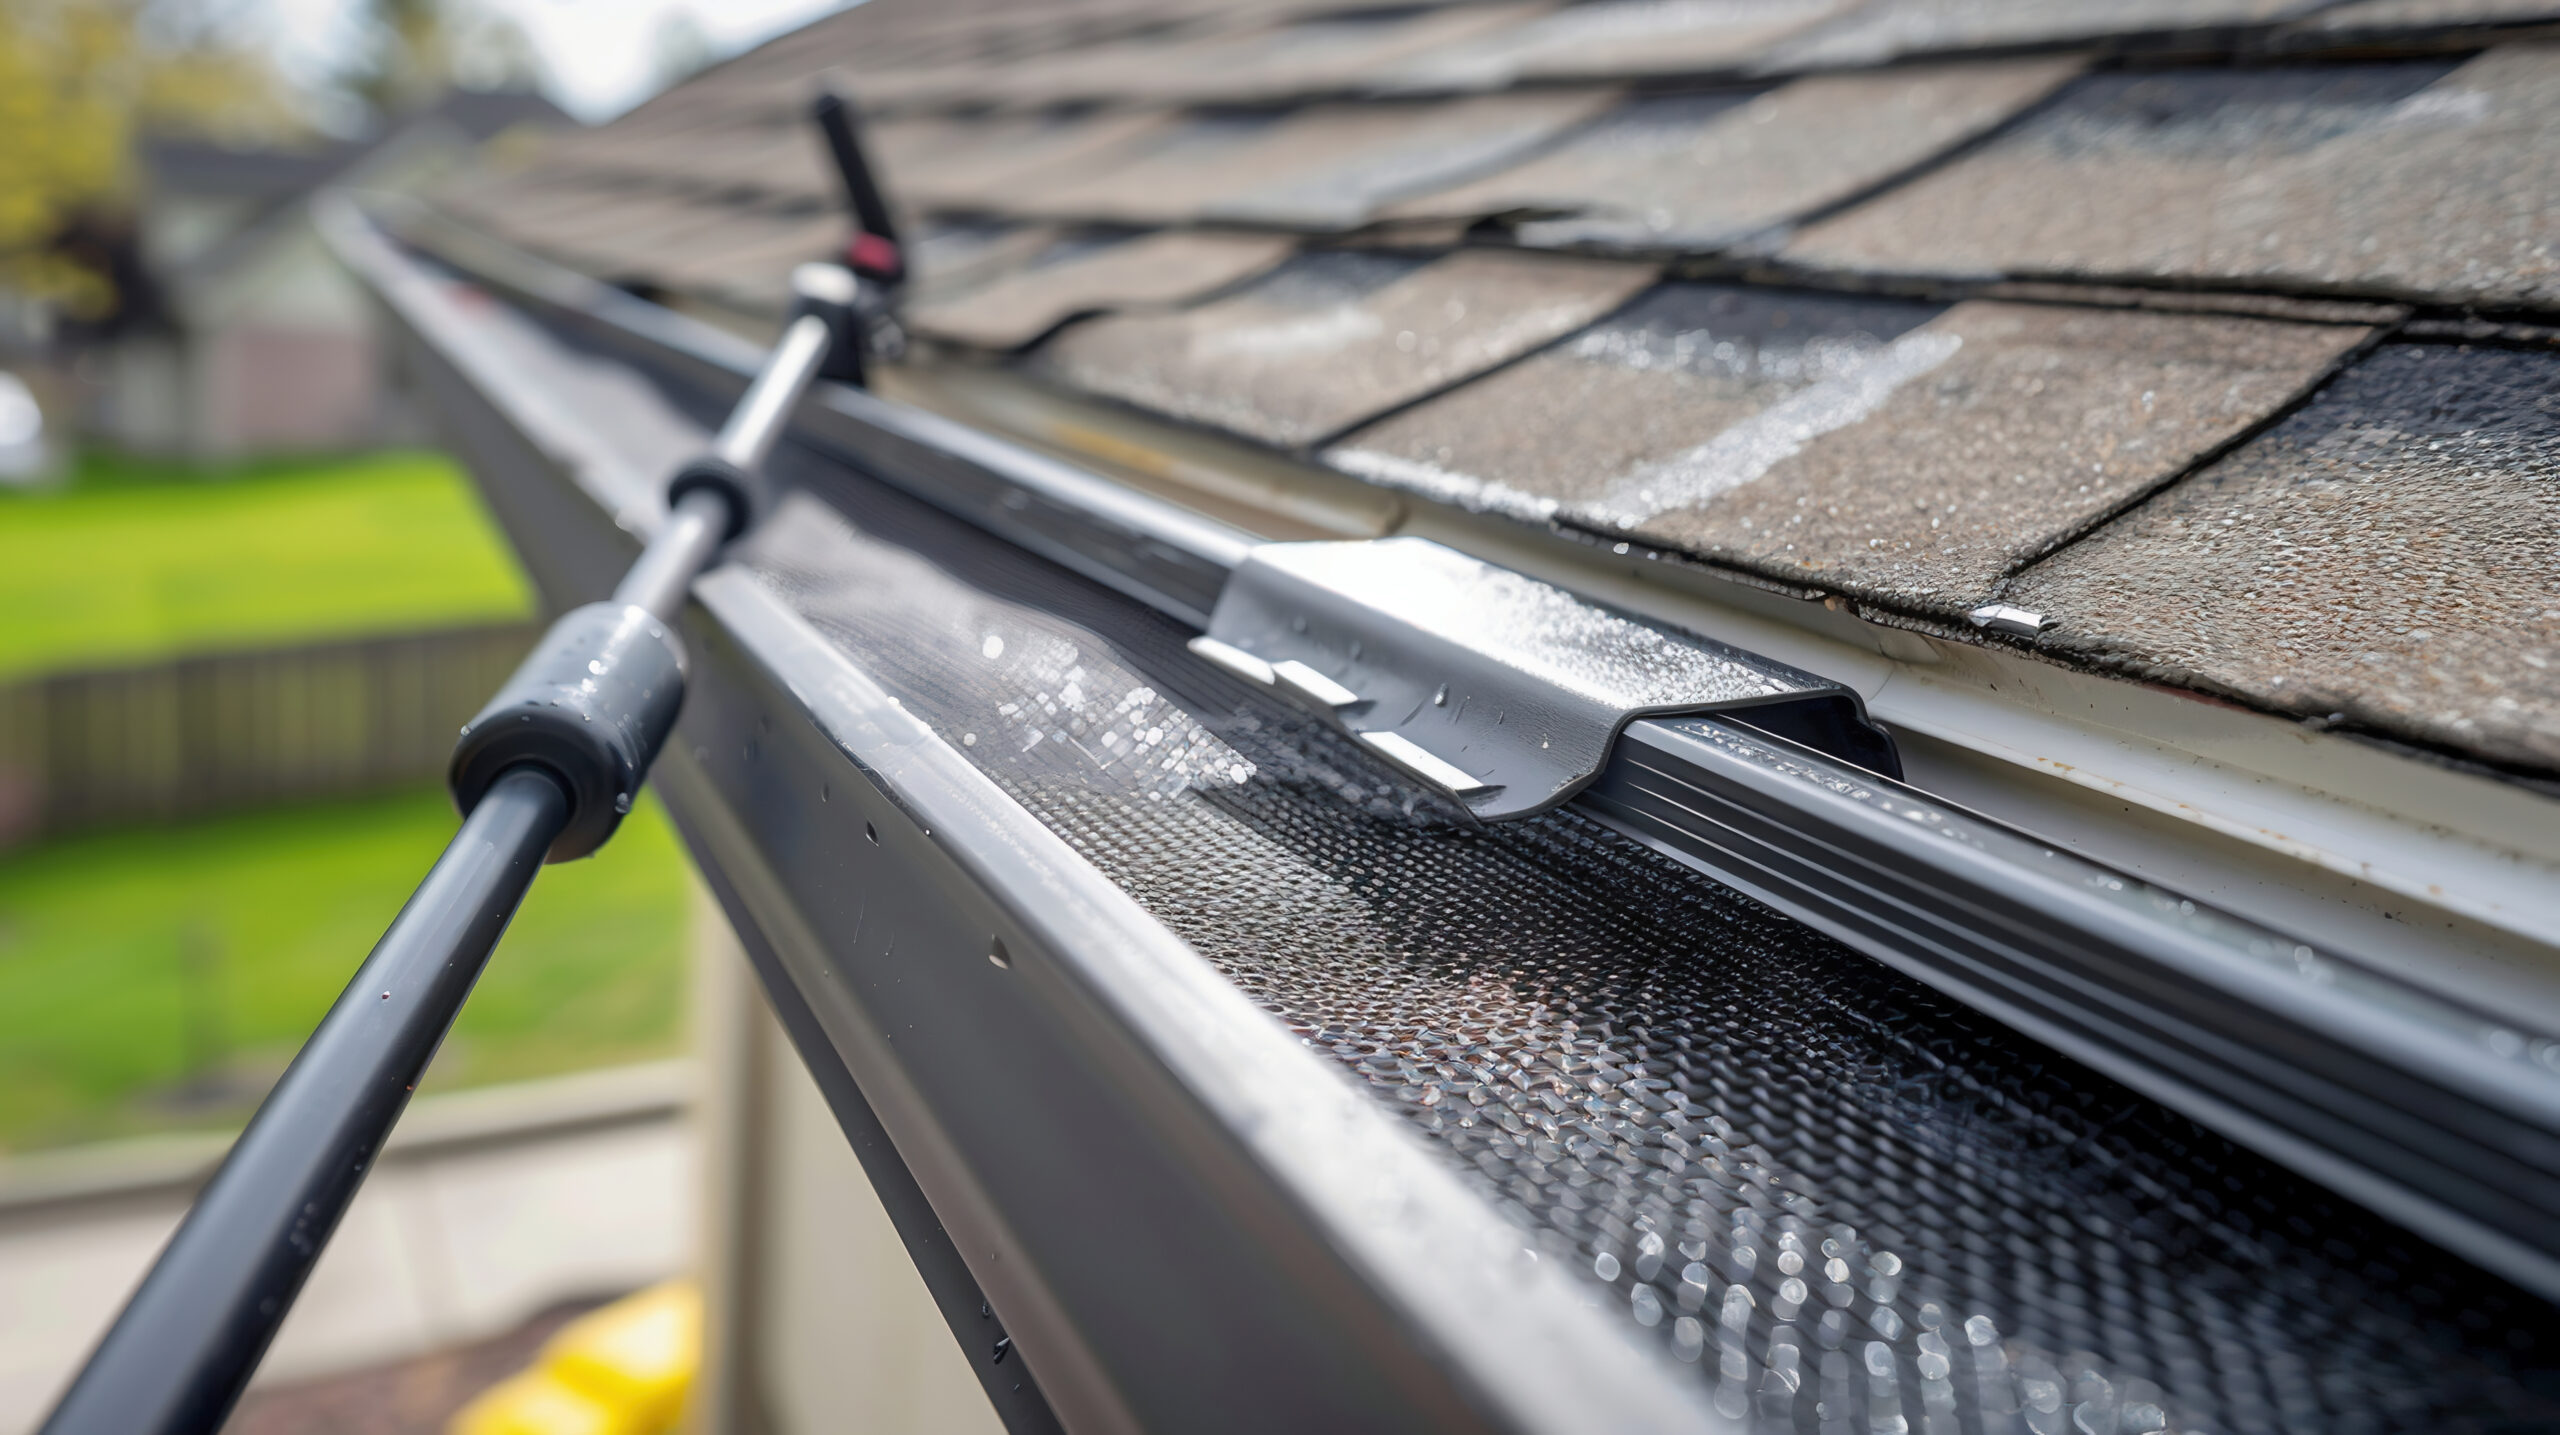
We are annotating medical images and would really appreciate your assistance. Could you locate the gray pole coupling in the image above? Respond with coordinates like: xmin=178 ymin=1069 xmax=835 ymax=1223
xmin=667 ymin=263 xmax=868 ymax=537
xmin=448 ymin=603 xmax=688 ymax=862
xmin=451 ymin=263 xmax=862 ymax=859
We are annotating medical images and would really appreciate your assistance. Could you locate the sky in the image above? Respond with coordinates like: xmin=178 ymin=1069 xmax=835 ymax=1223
xmin=260 ymin=0 xmax=856 ymax=124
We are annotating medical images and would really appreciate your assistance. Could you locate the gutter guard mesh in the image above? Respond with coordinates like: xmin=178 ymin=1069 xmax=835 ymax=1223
xmin=740 ymin=437 xmax=2560 ymax=1435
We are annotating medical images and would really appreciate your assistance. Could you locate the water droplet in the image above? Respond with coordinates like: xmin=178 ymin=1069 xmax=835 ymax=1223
xmin=1631 ymin=1283 xmax=1665 ymax=1327
xmin=864 ymin=822 xmax=879 ymax=845
xmin=2016 ymin=1359 xmax=2064 ymax=1415
xmin=988 ymin=938 xmax=1012 ymax=969
xmin=1816 ymin=1309 xmax=1850 ymax=1349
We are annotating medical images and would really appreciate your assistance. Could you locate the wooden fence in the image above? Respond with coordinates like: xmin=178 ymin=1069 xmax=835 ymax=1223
xmin=0 ymin=623 xmax=537 ymax=848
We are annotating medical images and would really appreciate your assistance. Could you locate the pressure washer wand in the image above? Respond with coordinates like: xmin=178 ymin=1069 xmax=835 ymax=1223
xmin=39 ymin=262 xmax=870 ymax=1435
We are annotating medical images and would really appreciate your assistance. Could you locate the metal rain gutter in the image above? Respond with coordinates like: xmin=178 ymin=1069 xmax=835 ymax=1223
xmin=341 ymin=195 xmax=2560 ymax=1318
xmin=325 ymin=195 xmax=1728 ymax=1435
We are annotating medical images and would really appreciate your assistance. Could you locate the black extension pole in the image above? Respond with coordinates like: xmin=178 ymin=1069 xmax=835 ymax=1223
xmin=811 ymin=85 xmax=905 ymax=285
xmin=39 ymin=261 xmax=871 ymax=1435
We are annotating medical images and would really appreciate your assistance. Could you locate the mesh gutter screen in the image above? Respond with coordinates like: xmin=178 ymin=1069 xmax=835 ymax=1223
xmin=739 ymin=432 xmax=2560 ymax=1435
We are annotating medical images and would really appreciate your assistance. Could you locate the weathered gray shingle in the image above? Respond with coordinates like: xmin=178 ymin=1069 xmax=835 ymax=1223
xmin=1391 ymin=59 xmax=2080 ymax=249
xmin=960 ymin=3 xmax=1548 ymax=109
xmin=1785 ymin=51 xmax=2560 ymax=310
xmin=421 ymin=0 xmax=2560 ymax=775
xmin=1331 ymin=286 xmax=2370 ymax=612
xmin=2301 ymin=0 xmax=2560 ymax=29
xmin=1328 ymin=284 xmax=1940 ymax=502
xmin=882 ymin=111 xmax=1176 ymax=216
xmin=2012 ymin=341 xmax=2560 ymax=770
xmin=1766 ymin=0 xmax=2327 ymax=69
xmin=997 ymin=94 xmax=1616 ymax=230
xmin=643 ymin=209 xmax=850 ymax=298
xmin=1383 ymin=0 xmax=1849 ymax=89
xmin=1036 ymin=248 xmax=1655 ymax=446
xmin=909 ymin=231 xmax=1297 ymax=349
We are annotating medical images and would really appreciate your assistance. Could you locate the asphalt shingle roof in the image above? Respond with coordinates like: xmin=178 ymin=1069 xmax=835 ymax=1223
xmin=429 ymin=0 xmax=2560 ymax=777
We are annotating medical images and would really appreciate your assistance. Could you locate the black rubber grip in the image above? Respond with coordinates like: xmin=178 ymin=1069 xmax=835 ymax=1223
xmin=663 ymin=454 xmax=762 ymax=540
xmin=448 ymin=602 xmax=689 ymax=860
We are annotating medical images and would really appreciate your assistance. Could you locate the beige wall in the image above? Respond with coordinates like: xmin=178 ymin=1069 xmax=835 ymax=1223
xmin=689 ymin=894 xmax=1001 ymax=1435
xmin=196 ymin=324 xmax=376 ymax=457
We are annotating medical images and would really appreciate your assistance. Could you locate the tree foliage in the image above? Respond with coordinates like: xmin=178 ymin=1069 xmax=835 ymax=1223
xmin=0 ymin=1 xmax=296 ymax=315
xmin=340 ymin=0 xmax=540 ymax=124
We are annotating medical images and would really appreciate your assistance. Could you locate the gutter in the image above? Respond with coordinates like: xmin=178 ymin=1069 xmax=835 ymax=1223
xmin=328 ymin=195 xmax=1726 ymax=1435
xmin=885 ymin=359 xmax=2560 ymax=1002
xmin=336 ymin=193 xmax=2560 ymax=1331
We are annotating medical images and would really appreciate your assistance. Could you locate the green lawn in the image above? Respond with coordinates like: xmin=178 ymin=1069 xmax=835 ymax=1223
xmin=0 ymin=785 xmax=693 ymax=1153
xmin=0 ymin=449 xmax=535 ymax=681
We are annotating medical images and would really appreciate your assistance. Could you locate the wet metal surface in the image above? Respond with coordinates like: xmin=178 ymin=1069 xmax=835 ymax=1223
xmin=728 ymin=427 xmax=2560 ymax=1435
xmin=1392 ymin=60 xmax=2081 ymax=251
xmin=1033 ymin=248 xmax=1655 ymax=447
xmin=2012 ymin=340 xmax=2560 ymax=772
xmin=1203 ymin=536 xmax=1860 ymax=816
xmin=909 ymin=231 xmax=1299 ymax=350
xmin=1330 ymin=285 xmax=2368 ymax=613
xmin=1785 ymin=53 xmax=2560 ymax=311
xmin=1384 ymin=0 xmax=1851 ymax=89
xmin=1767 ymin=0 xmax=2327 ymax=69
xmin=998 ymin=94 xmax=1618 ymax=231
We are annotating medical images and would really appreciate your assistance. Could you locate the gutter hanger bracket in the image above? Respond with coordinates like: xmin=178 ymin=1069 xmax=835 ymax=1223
xmin=1192 ymin=536 xmax=1899 ymax=818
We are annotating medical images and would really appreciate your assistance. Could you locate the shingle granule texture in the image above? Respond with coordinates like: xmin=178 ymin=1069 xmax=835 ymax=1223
xmin=2014 ymin=341 xmax=2560 ymax=770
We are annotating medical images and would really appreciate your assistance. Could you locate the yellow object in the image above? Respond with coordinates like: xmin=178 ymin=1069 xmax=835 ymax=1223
xmin=449 ymin=1281 xmax=702 ymax=1435
xmin=447 ymin=1372 xmax=619 ymax=1435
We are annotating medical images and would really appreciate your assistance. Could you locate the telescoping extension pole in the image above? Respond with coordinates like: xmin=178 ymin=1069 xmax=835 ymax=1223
xmin=40 ymin=262 xmax=872 ymax=1435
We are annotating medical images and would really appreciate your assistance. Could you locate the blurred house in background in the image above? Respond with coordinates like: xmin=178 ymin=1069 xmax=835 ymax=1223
xmin=88 ymin=89 xmax=569 ymax=459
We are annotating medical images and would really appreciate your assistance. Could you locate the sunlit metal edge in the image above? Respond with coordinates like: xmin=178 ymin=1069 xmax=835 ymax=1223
xmin=1589 ymin=717 xmax=2560 ymax=1304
